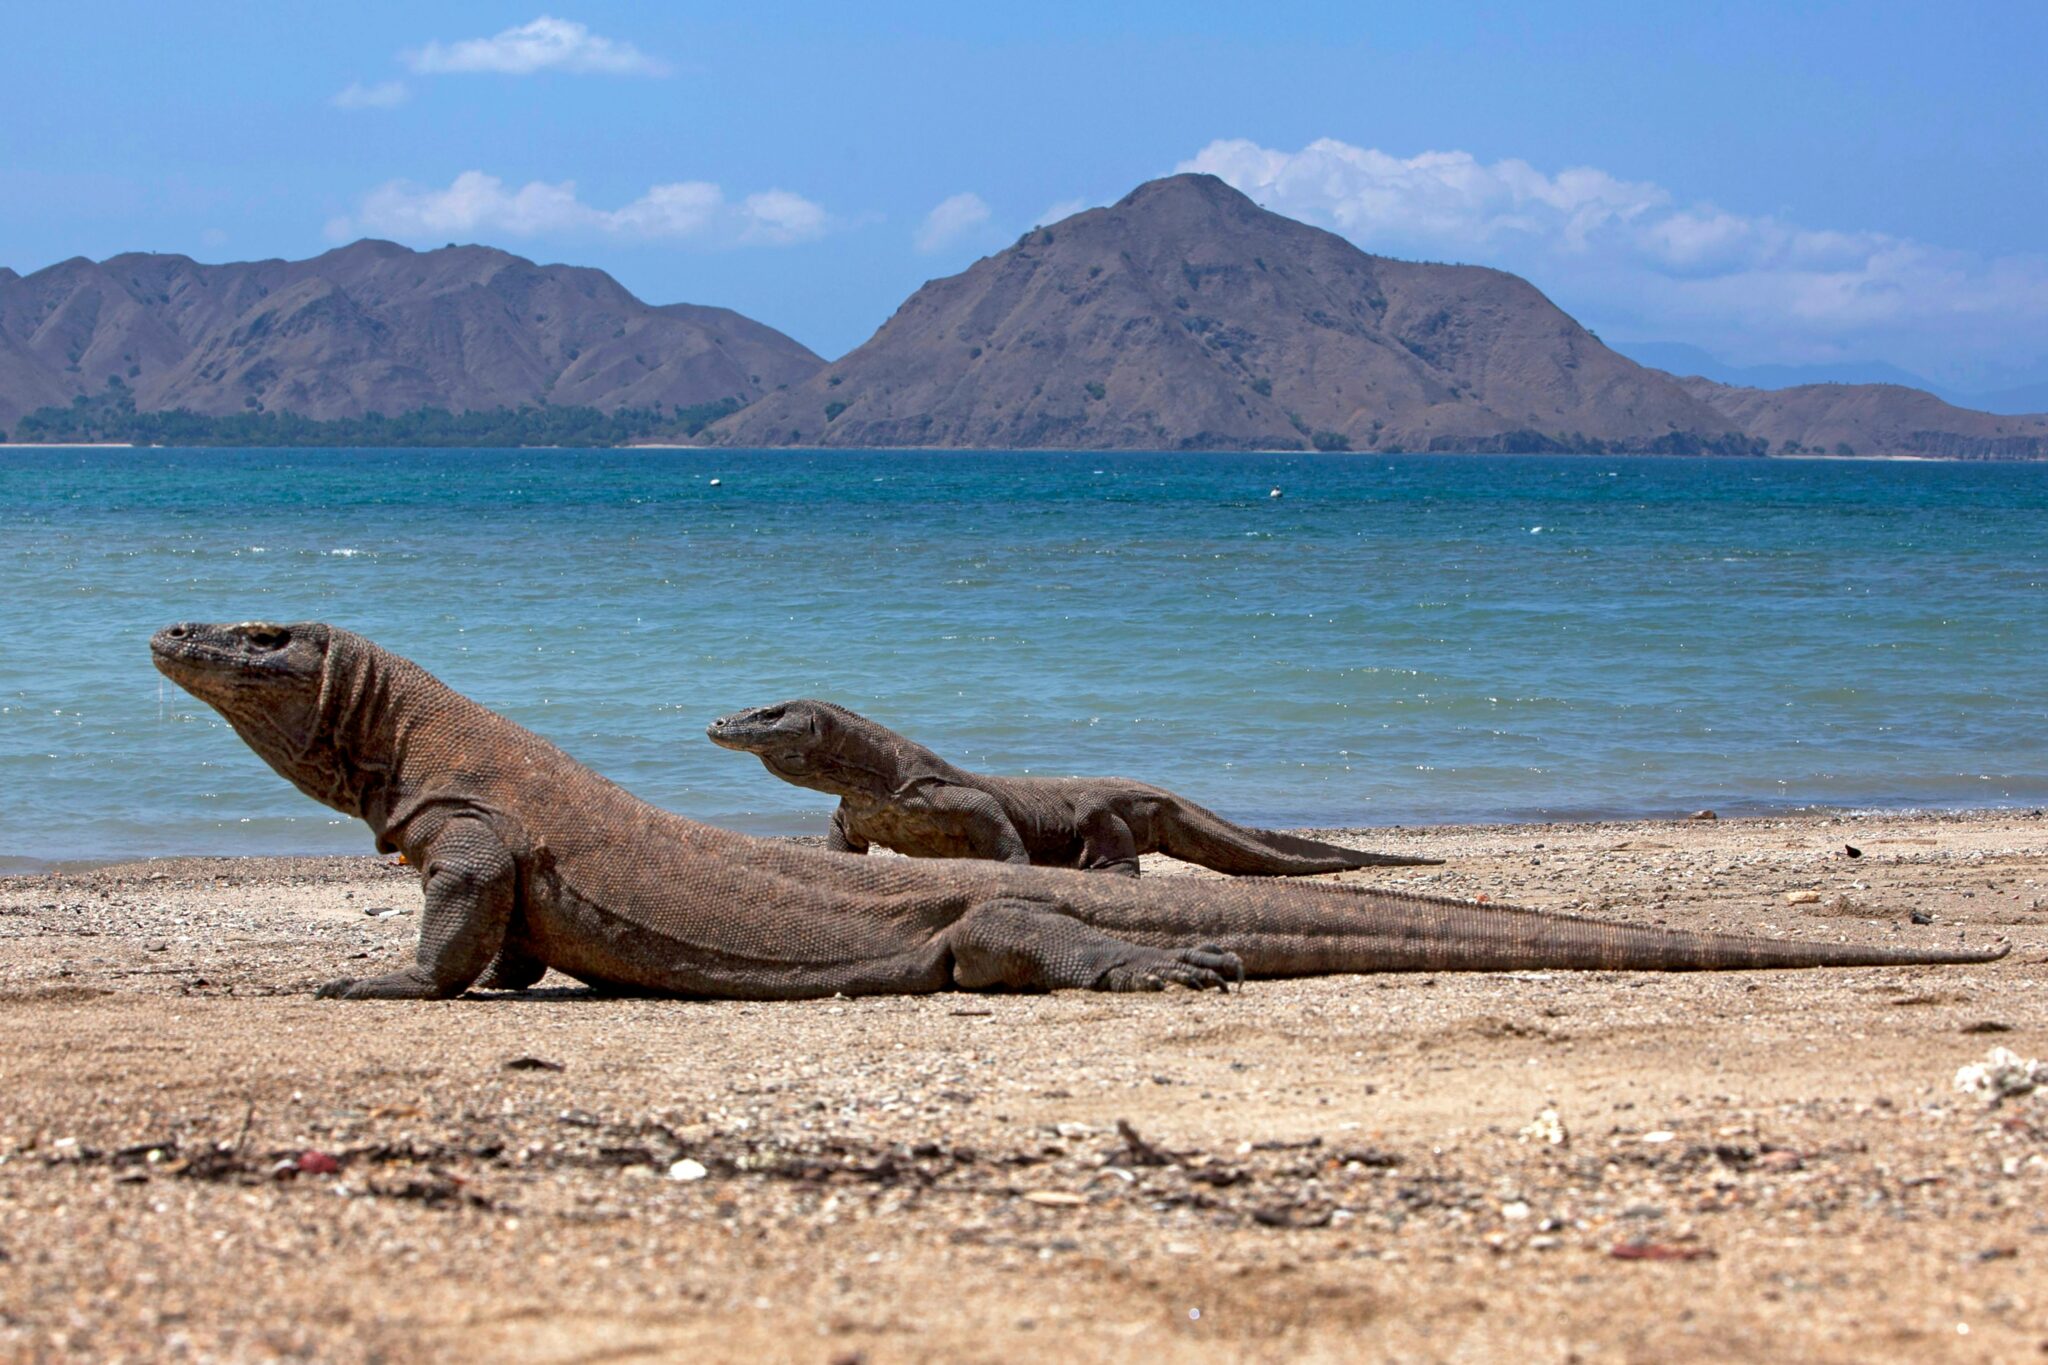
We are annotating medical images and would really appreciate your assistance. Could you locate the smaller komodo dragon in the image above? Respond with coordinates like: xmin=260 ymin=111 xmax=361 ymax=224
xmin=152 ymin=621 xmax=2007 ymax=1003
xmin=707 ymin=699 xmax=1440 ymax=877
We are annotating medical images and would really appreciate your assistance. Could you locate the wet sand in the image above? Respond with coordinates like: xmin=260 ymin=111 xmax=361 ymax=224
xmin=2 ymin=807 xmax=2045 ymax=1362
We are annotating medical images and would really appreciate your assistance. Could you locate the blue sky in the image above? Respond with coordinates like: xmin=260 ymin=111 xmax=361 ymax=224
xmin=4 ymin=2 xmax=2044 ymax=392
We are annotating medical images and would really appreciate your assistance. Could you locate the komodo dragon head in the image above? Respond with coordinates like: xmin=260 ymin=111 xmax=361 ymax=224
xmin=707 ymin=698 xmax=898 ymax=797
xmin=151 ymin=620 xmax=388 ymax=817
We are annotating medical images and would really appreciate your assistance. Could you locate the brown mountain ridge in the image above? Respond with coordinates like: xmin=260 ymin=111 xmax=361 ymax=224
xmin=711 ymin=174 xmax=1759 ymax=453
xmin=3 ymin=174 xmax=2041 ymax=457
xmin=713 ymin=174 xmax=2045 ymax=458
xmin=1678 ymin=376 xmax=2048 ymax=460
xmin=0 ymin=241 xmax=824 ymax=429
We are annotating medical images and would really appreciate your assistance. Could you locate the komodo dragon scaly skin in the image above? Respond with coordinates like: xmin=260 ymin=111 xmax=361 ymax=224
xmin=707 ymin=699 xmax=1440 ymax=877
xmin=152 ymin=622 xmax=2008 ymax=1001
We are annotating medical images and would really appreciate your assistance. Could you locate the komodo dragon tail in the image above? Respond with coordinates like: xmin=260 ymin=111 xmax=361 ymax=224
xmin=1070 ymin=880 xmax=2010 ymax=975
xmin=1153 ymin=800 xmax=1442 ymax=875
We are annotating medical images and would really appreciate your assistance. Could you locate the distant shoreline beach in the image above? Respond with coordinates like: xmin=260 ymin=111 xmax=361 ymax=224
xmin=0 ymin=441 xmax=2030 ymax=460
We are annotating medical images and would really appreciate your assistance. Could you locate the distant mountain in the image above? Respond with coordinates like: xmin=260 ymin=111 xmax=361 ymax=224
xmin=711 ymin=174 xmax=1756 ymax=453
xmin=1619 ymin=341 xmax=2048 ymax=419
xmin=1680 ymin=378 xmax=2048 ymax=460
xmin=1969 ymin=381 xmax=2048 ymax=416
xmin=0 ymin=241 xmax=823 ymax=429
xmin=1616 ymin=341 xmax=1946 ymax=396
xmin=9 ymin=189 xmax=2043 ymax=459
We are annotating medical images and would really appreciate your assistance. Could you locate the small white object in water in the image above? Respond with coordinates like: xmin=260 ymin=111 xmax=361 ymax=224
xmin=667 ymin=1158 xmax=709 ymax=1181
xmin=708 ymin=477 xmax=722 ymax=486
xmin=1269 ymin=487 xmax=1283 ymax=498
xmin=1530 ymin=526 xmax=1543 ymax=534
xmin=1955 ymin=1047 xmax=2044 ymax=1103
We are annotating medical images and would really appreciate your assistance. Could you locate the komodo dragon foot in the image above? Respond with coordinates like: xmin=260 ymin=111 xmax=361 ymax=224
xmin=1095 ymin=943 xmax=1245 ymax=993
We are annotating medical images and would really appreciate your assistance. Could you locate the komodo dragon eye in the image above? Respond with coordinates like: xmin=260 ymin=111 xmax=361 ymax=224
xmin=245 ymin=625 xmax=291 ymax=649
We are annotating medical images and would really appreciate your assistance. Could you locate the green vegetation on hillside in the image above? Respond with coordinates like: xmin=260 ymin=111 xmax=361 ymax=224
xmin=3 ymin=384 xmax=742 ymax=447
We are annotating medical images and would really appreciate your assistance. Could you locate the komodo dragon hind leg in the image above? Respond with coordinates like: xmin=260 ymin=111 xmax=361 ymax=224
xmin=947 ymin=899 xmax=1242 ymax=992
xmin=477 ymin=944 xmax=546 ymax=991
xmin=316 ymin=817 xmax=514 ymax=1000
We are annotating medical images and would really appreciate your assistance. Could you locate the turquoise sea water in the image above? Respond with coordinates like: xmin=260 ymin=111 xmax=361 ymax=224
xmin=1 ymin=448 xmax=2044 ymax=869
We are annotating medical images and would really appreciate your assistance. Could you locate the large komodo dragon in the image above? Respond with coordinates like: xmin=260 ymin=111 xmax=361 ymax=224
xmin=151 ymin=621 xmax=2007 ymax=1001
xmin=707 ymin=698 xmax=1439 ymax=877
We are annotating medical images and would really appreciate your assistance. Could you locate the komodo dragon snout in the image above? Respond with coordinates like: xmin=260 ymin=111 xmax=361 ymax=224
xmin=153 ymin=620 xmax=326 ymax=695
xmin=707 ymin=700 xmax=839 ymax=787
xmin=708 ymin=701 xmax=813 ymax=752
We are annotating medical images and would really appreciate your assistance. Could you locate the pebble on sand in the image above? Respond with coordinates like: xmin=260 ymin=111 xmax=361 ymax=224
xmin=1954 ymin=1047 xmax=2044 ymax=1103
xmin=1518 ymin=1109 xmax=1568 ymax=1146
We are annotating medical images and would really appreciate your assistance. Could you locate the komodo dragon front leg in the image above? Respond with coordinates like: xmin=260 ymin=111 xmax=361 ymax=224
xmin=824 ymin=804 xmax=870 ymax=854
xmin=316 ymin=816 xmax=514 ymax=999
xmin=1074 ymin=806 xmax=1141 ymax=877
xmin=948 ymin=899 xmax=1241 ymax=992
xmin=845 ymin=784 xmax=1032 ymax=863
xmin=925 ymin=785 xmax=1031 ymax=863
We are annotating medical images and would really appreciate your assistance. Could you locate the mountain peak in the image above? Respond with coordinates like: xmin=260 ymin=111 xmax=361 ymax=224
xmin=1115 ymin=172 xmax=1259 ymax=212
xmin=711 ymin=174 xmax=1746 ymax=453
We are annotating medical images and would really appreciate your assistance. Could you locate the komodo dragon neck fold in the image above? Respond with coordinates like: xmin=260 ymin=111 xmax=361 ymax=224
xmin=707 ymin=698 xmax=1443 ymax=877
xmin=154 ymin=621 xmax=2007 ymax=1003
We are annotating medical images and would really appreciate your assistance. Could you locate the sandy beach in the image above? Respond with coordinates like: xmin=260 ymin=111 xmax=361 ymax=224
xmin=2 ymin=807 xmax=2045 ymax=1361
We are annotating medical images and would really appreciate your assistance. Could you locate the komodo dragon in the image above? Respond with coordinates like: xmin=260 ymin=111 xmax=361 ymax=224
xmin=707 ymin=699 xmax=1439 ymax=877
xmin=151 ymin=620 xmax=2007 ymax=1001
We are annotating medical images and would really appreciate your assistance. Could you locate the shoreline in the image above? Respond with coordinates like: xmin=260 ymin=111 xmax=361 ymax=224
xmin=8 ymin=800 xmax=2041 ymax=879
xmin=4 ymin=441 xmax=2043 ymax=462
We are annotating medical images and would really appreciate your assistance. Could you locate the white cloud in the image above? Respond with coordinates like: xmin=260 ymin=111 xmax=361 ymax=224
xmin=738 ymin=189 xmax=831 ymax=246
xmin=331 ymin=171 xmax=830 ymax=247
xmin=403 ymin=16 xmax=668 ymax=77
xmin=1034 ymin=198 xmax=1093 ymax=228
xmin=330 ymin=80 xmax=410 ymax=110
xmin=914 ymin=192 xmax=992 ymax=253
xmin=1180 ymin=137 xmax=2048 ymax=383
